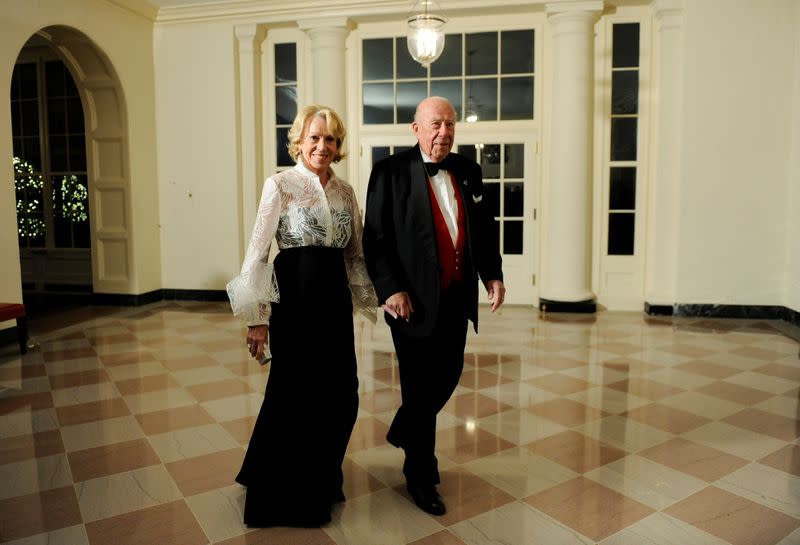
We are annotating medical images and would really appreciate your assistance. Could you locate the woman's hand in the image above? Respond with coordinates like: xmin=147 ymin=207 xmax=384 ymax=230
xmin=246 ymin=324 xmax=269 ymax=360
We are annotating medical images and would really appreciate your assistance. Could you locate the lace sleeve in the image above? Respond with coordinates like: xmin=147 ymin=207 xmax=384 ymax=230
xmin=343 ymin=185 xmax=378 ymax=324
xmin=226 ymin=177 xmax=282 ymax=324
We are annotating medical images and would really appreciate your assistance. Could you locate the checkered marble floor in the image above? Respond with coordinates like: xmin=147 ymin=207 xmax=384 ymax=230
xmin=1 ymin=301 xmax=800 ymax=545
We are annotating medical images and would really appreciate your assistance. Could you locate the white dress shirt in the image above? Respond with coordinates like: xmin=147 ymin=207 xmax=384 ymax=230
xmin=421 ymin=150 xmax=459 ymax=246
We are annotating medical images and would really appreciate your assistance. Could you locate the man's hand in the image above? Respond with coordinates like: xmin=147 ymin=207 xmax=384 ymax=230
xmin=486 ymin=280 xmax=506 ymax=313
xmin=383 ymin=291 xmax=414 ymax=322
xmin=246 ymin=324 xmax=269 ymax=360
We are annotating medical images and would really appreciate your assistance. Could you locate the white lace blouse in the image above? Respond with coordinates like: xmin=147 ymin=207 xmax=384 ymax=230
xmin=227 ymin=161 xmax=377 ymax=325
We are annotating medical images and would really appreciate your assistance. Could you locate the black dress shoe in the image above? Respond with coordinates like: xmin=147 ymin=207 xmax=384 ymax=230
xmin=406 ymin=482 xmax=446 ymax=516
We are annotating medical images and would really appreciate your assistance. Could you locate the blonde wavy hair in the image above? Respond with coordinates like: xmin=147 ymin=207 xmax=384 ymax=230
xmin=287 ymin=105 xmax=347 ymax=163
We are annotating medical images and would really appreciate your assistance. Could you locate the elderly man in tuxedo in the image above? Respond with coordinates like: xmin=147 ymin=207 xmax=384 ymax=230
xmin=363 ymin=96 xmax=505 ymax=515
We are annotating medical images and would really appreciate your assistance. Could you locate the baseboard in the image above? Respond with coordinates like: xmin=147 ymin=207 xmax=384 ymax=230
xmin=92 ymin=290 xmax=163 ymax=306
xmin=539 ymin=298 xmax=596 ymax=313
xmin=644 ymin=301 xmax=800 ymax=328
xmin=0 ymin=326 xmax=17 ymax=346
xmin=162 ymin=289 xmax=228 ymax=302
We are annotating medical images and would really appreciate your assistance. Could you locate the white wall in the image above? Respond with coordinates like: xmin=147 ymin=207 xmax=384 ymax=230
xmin=154 ymin=20 xmax=242 ymax=290
xmin=676 ymin=0 xmax=795 ymax=306
xmin=784 ymin=2 xmax=800 ymax=314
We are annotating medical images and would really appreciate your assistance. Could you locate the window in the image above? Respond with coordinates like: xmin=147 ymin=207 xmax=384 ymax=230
xmin=362 ymin=30 xmax=535 ymax=125
xmin=11 ymin=59 xmax=89 ymax=249
xmin=274 ymin=42 xmax=297 ymax=168
xmin=607 ymin=23 xmax=640 ymax=256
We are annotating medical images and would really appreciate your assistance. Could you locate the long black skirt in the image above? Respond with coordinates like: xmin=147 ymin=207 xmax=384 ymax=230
xmin=235 ymin=246 xmax=359 ymax=528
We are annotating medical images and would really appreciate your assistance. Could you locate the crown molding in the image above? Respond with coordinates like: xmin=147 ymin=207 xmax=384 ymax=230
xmin=105 ymin=0 xmax=159 ymax=21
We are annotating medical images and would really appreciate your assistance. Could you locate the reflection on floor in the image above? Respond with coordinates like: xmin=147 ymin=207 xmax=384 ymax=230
xmin=1 ymin=301 xmax=800 ymax=545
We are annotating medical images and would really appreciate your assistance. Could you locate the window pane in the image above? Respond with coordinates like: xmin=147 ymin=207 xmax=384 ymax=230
xmin=10 ymin=66 xmax=21 ymax=100
xmin=488 ymin=217 xmax=500 ymax=251
xmin=395 ymin=146 xmax=412 ymax=154
xmin=48 ymin=98 xmax=66 ymax=134
xmin=13 ymin=137 xmax=22 ymax=157
xmin=363 ymin=83 xmax=394 ymax=124
xmin=45 ymin=61 xmax=66 ymax=97
xmin=19 ymin=63 xmax=38 ymax=99
xmin=431 ymin=34 xmax=462 ymax=77
xmin=363 ymin=38 xmax=393 ymax=80
xmin=609 ymin=167 xmax=636 ymax=210
xmin=466 ymin=78 xmax=497 ymax=122
xmin=504 ymin=143 xmax=524 ymax=178
xmin=484 ymin=181 xmax=500 ymax=217
xmin=501 ymin=30 xmax=534 ymax=74
xmin=372 ymin=146 xmax=390 ymax=166
xmin=613 ymin=23 xmax=640 ymax=68
xmin=21 ymin=100 xmax=39 ymax=136
xmin=608 ymin=212 xmax=635 ymax=255
xmin=457 ymin=144 xmax=477 ymax=162
xmin=500 ymin=76 xmax=533 ymax=120
xmin=64 ymin=70 xmax=79 ymax=97
xmin=11 ymin=103 xmax=21 ymax=135
xmin=480 ymin=144 xmax=501 ymax=179
xmin=397 ymin=37 xmax=427 ymax=79
xmin=504 ymin=182 xmax=524 ymax=217
xmin=612 ymin=71 xmax=638 ymax=115
xmin=22 ymin=137 xmax=41 ymax=170
xmin=610 ymin=118 xmax=637 ymax=161
xmin=465 ymin=32 xmax=497 ymax=76
xmin=67 ymin=97 xmax=84 ymax=133
xmin=50 ymin=134 xmax=68 ymax=172
xmin=275 ymin=43 xmax=297 ymax=83
xmin=276 ymin=85 xmax=297 ymax=125
xmin=430 ymin=79 xmax=462 ymax=119
xmin=397 ymin=81 xmax=427 ymax=124
xmin=276 ymin=127 xmax=292 ymax=166
xmin=503 ymin=220 xmax=523 ymax=254
xmin=69 ymin=135 xmax=86 ymax=171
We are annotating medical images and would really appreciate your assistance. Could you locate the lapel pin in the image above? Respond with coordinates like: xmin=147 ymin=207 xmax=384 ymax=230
xmin=473 ymin=195 xmax=483 ymax=203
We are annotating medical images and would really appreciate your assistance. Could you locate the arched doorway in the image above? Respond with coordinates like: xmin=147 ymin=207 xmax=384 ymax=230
xmin=11 ymin=26 xmax=133 ymax=309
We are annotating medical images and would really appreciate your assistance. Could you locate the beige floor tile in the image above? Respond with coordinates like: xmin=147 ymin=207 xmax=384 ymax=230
xmin=219 ymin=415 xmax=257 ymax=445
xmin=201 ymin=393 xmax=264 ymax=421
xmin=526 ymin=373 xmax=591 ymax=395
xmin=458 ymin=369 xmax=512 ymax=390
xmin=567 ymin=386 xmax=651 ymax=415
xmin=577 ymin=415 xmax=674 ymax=453
xmin=159 ymin=354 xmax=219 ymax=372
xmin=185 ymin=378 xmax=253 ymax=403
xmin=98 ymin=350 xmax=157 ymax=367
xmin=122 ymin=386 xmax=197 ymax=414
xmin=325 ymin=488 xmax=444 ymax=545
xmin=148 ymin=423 xmax=239 ymax=463
xmin=75 ymin=464 xmax=183 ymax=522
xmin=643 ymin=368 xmax=717 ymax=390
xmin=561 ymin=363 xmax=630 ymax=385
xmin=50 ymin=382 xmax=120 ymax=408
xmin=526 ymin=398 xmax=610 ymax=427
xmin=436 ymin=424 xmax=515 ymax=464
xmin=463 ymin=446 xmax=577 ymax=499
xmin=0 ymin=408 xmax=59 ymax=439
xmin=478 ymin=408 xmax=567 ymax=445
xmin=525 ymin=476 xmax=654 ymax=541
xmin=43 ymin=356 xmax=103 ymax=376
xmin=68 ymin=438 xmax=161 ymax=481
xmin=135 ymin=404 xmax=215 ymax=435
xmin=0 ymin=377 xmax=52 ymax=398
xmin=42 ymin=347 xmax=97 ymax=362
xmin=415 ymin=468 xmax=515 ymax=526
xmin=0 ymin=453 xmax=73 ymax=500
xmin=184 ymin=484 xmax=246 ymax=543
xmin=777 ymin=528 xmax=800 ymax=545
xmin=60 ymin=415 xmax=144 ymax=452
xmin=170 ymin=364 xmax=237 ymax=386
xmin=755 ymin=395 xmax=800 ymax=419
xmin=346 ymin=416 xmax=391 ymax=453
xmin=606 ymin=378 xmax=684 ymax=401
xmin=665 ymin=486 xmax=800 ymax=545
xmin=444 ymin=392 xmax=513 ymax=420
xmin=0 ymin=486 xmax=82 ymax=542
xmin=526 ymin=431 xmax=627 ymax=473
xmin=673 ymin=359 xmax=743 ymax=379
xmin=585 ymin=455 xmax=707 ymax=509
xmin=479 ymin=382 xmax=558 ymax=408
xmin=102 ymin=361 xmax=167 ymax=383
xmin=599 ymin=512 xmax=729 ymax=545
xmin=347 ymin=444 xmax=408 ymax=487
xmin=342 ymin=456 xmax=386 ymax=500
xmin=754 ymin=362 xmax=800 ymax=382
xmin=47 ymin=369 xmax=109 ymax=390
xmin=698 ymin=380 xmax=776 ymax=405
xmin=358 ymin=388 xmax=402 ymax=414
xmin=659 ymin=391 xmax=744 ymax=420
xmin=56 ymin=397 xmax=131 ymax=426
xmin=2 ymin=524 xmax=90 ymax=545
xmin=114 ymin=373 xmax=180 ymax=396
xmin=216 ymin=526 xmax=336 ymax=545
xmin=84 ymin=499 xmax=207 ymax=545
xmin=717 ymin=463 xmax=800 ymax=518
xmin=450 ymin=500 xmax=593 ymax=545
xmin=165 ymin=447 xmax=243 ymax=496
xmin=724 ymin=372 xmax=797 ymax=395
xmin=623 ymin=403 xmax=711 ymax=434
xmin=408 ymin=530 xmax=470 ymax=545
xmin=683 ymin=421 xmax=789 ymax=461
xmin=0 ymin=429 xmax=64 ymax=465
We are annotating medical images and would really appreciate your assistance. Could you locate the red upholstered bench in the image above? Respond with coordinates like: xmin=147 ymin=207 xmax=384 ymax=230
xmin=0 ymin=304 xmax=27 ymax=354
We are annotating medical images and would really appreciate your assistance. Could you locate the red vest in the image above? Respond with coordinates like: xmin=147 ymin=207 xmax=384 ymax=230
xmin=427 ymin=174 xmax=466 ymax=289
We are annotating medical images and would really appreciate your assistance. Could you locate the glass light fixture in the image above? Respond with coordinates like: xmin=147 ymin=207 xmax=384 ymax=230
xmin=406 ymin=1 xmax=447 ymax=68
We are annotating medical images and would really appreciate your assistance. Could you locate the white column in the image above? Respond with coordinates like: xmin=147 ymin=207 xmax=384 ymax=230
xmin=541 ymin=1 xmax=603 ymax=305
xmin=645 ymin=0 xmax=684 ymax=309
xmin=234 ymin=23 xmax=265 ymax=259
xmin=298 ymin=17 xmax=351 ymax=177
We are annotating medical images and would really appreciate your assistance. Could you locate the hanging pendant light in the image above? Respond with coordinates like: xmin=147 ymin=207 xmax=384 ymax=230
xmin=407 ymin=1 xmax=447 ymax=68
